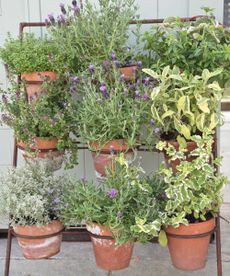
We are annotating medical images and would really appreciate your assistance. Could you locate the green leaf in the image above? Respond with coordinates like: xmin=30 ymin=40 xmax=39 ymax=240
xmin=162 ymin=110 xmax=175 ymax=119
xmin=177 ymin=96 xmax=186 ymax=112
xmin=159 ymin=230 xmax=168 ymax=247
xmin=177 ymin=135 xmax=187 ymax=149
xmin=209 ymin=113 xmax=219 ymax=130
xmin=181 ymin=125 xmax=191 ymax=140
xmin=142 ymin=68 xmax=159 ymax=79
xmin=196 ymin=113 xmax=205 ymax=131
xmin=197 ymin=98 xmax=210 ymax=113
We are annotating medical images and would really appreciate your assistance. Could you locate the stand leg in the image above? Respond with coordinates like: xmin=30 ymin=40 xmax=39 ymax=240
xmin=4 ymin=226 xmax=13 ymax=276
xmin=216 ymin=215 xmax=222 ymax=276
xmin=13 ymin=138 xmax=18 ymax=168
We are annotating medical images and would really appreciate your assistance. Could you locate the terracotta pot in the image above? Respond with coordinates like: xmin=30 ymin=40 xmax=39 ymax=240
xmin=21 ymin=71 xmax=58 ymax=103
xmin=119 ymin=65 xmax=138 ymax=81
xmin=165 ymin=218 xmax=215 ymax=271
xmin=18 ymin=138 xmax=64 ymax=170
xmin=13 ymin=220 xmax=63 ymax=259
xmin=163 ymin=140 xmax=197 ymax=174
xmin=87 ymin=222 xmax=134 ymax=271
xmin=90 ymin=140 xmax=133 ymax=178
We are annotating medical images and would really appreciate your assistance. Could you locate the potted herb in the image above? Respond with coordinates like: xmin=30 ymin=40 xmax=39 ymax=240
xmin=73 ymin=63 xmax=157 ymax=178
xmin=0 ymin=33 xmax=59 ymax=101
xmin=0 ymin=80 xmax=78 ymax=169
xmin=143 ymin=66 xmax=223 ymax=172
xmin=141 ymin=8 xmax=230 ymax=87
xmin=60 ymin=154 xmax=163 ymax=272
xmin=46 ymin=0 xmax=138 ymax=76
xmin=157 ymin=133 xmax=227 ymax=271
xmin=0 ymin=162 xmax=67 ymax=259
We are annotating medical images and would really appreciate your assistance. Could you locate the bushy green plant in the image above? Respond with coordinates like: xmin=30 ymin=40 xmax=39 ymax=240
xmin=46 ymin=0 xmax=138 ymax=74
xmin=0 ymin=162 xmax=67 ymax=226
xmin=0 ymin=80 xmax=78 ymax=167
xmin=71 ymin=61 xmax=159 ymax=148
xmin=143 ymin=66 xmax=223 ymax=140
xmin=141 ymin=9 xmax=230 ymax=87
xmin=157 ymin=133 xmax=228 ymax=228
xmin=0 ymin=33 xmax=59 ymax=74
xmin=60 ymin=154 xmax=164 ymax=244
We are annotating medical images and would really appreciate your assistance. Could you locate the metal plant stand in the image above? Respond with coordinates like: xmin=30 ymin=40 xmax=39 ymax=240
xmin=4 ymin=17 xmax=223 ymax=276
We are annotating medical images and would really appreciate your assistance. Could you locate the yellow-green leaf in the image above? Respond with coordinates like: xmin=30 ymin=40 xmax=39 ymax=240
xmin=159 ymin=230 xmax=168 ymax=247
xmin=197 ymin=98 xmax=210 ymax=114
xmin=142 ymin=68 xmax=159 ymax=79
xmin=181 ymin=125 xmax=191 ymax=140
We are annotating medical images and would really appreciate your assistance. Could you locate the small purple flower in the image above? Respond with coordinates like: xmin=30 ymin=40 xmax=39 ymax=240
xmin=107 ymin=188 xmax=118 ymax=199
xmin=52 ymin=207 xmax=59 ymax=213
xmin=137 ymin=61 xmax=142 ymax=68
xmin=48 ymin=14 xmax=55 ymax=24
xmin=57 ymin=14 xmax=65 ymax=25
xmin=100 ymin=83 xmax=108 ymax=98
xmin=16 ymin=91 xmax=20 ymax=98
xmin=144 ymin=77 xmax=150 ymax=86
xmin=73 ymin=5 xmax=80 ymax=15
xmin=70 ymin=76 xmax=80 ymax=83
xmin=72 ymin=0 xmax=77 ymax=7
xmin=150 ymin=119 xmax=155 ymax=126
xmin=113 ymin=60 xmax=120 ymax=68
xmin=70 ymin=86 xmax=77 ymax=93
xmin=135 ymin=90 xmax=141 ymax=98
xmin=111 ymin=52 xmax=116 ymax=61
xmin=129 ymin=84 xmax=135 ymax=91
xmin=102 ymin=60 xmax=111 ymax=71
xmin=1 ymin=114 xmax=11 ymax=124
xmin=154 ymin=128 xmax=160 ymax=134
xmin=53 ymin=198 xmax=61 ymax=204
xmin=60 ymin=3 xmax=66 ymax=14
xmin=143 ymin=92 xmax=150 ymax=101
xmin=88 ymin=64 xmax=94 ymax=74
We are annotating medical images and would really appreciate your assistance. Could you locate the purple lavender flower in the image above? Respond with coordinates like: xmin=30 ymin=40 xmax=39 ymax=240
xmin=150 ymin=119 xmax=155 ymax=126
xmin=113 ymin=60 xmax=120 ymax=68
xmin=88 ymin=64 xmax=94 ymax=74
xmin=57 ymin=14 xmax=65 ymax=25
xmin=52 ymin=207 xmax=59 ymax=213
xmin=107 ymin=188 xmax=118 ymax=199
xmin=72 ymin=0 xmax=77 ymax=7
xmin=100 ymin=83 xmax=108 ymax=98
xmin=70 ymin=76 xmax=80 ymax=83
xmin=73 ymin=5 xmax=80 ymax=15
xmin=143 ymin=92 xmax=150 ymax=101
xmin=111 ymin=52 xmax=117 ymax=61
xmin=137 ymin=61 xmax=142 ymax=68
xmin=1 ymin=114 xmax=11 ymax=124
xmin=129 ymin=84 xmax=135 ymax=91
xmin=144 ymin=77 xmax=150 ymax=86
xmin=53 ymin=198 xmax=61 ymax=204
xmin=154 ymin=128 xmax=160 ymax=134
xmin=60 ymin=3 xmax=66 ymax=14
xmin=48 ymin=14 xmax=55 ymax=24
xmin=102 ymin=60 xmax=110 ymax=71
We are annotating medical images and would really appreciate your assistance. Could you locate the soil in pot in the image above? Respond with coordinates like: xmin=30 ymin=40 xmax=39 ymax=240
xmin=21 ymin=71 xmax=58 ymax=103
xmin=165 ymin=216 xmax=215 ymax=271
xmin=13 ymin=220 xmax=63 ymax=259
xmin=90 ymin=139 xmax=134 ymax=179
xmin=87 ymin=223 xmax=134 ymax=271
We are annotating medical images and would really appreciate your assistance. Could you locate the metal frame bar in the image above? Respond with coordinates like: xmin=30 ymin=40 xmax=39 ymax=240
xmin=3 ymin=16 xmax=223 ymax=276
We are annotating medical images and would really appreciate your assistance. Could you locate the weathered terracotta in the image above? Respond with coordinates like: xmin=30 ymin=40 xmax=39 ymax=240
xmin=165 ymin=218 xmax=215 ymax=271
xmin=18 ymin=138 xmax=64 ymax=170
xmin=13 ymin=220 xmax=63 ymax=259
xmin=119 ymin=65 xmax=138 ymax=81
xmin=21 ymin=71 xmax=58 ymax=102
xmin=163 ymin=140 xmax=197 ymax=174
xmin=90 ymin=140 xmax=133 ymax=178
xmin=87 ymin=222 xmax=134 ymax=271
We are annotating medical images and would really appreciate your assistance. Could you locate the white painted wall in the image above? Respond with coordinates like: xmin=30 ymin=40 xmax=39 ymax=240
xmin=0 ymin=0 xmax=224 ymax=176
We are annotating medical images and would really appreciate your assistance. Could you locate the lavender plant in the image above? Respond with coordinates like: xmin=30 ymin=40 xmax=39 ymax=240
xmin=46 ymin=0 xmax=138 ymax=75
xmin=0 ymin=162 xmax=68 ymax=226
xmin=60 ymin=154 xmax=165 ymax=244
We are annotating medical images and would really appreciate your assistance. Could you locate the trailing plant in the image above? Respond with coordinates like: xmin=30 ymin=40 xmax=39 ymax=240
xmin=0 ymin=80 xmax=78 ymax=167
xmin=0 ymin=162 xmax=68 ymax=226
xmin=141 ymin=8 xmax=230 ymax=87
xmin=46 ymin=0 xmax=138 ymax=75
xmin=71 ymin=61 xmax=159 ymax=148
xmin=143 ymin=66 xmax=223 ymax=140
xmin=0 ymin=33 xmax=59 ymax=75
xmin=60 ymin=154 xmax=164 ymax=245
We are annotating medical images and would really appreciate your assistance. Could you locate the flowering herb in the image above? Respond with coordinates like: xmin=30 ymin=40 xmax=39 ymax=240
xmin=107 ymin=188 xmax=118 ymax=199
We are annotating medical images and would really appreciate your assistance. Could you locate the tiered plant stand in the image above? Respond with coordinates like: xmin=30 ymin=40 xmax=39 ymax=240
xmin=4 ymin=18 xmax=223 ymax=276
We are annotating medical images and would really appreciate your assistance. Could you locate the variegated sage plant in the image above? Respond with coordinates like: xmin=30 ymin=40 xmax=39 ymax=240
xmin=143 ymin=66 xmax=224 ymax=140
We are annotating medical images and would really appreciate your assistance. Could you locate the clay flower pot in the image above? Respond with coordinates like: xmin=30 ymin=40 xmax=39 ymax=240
xmin=165 ymin=217 xmax=215 ymax=271
xmin=90 ymin=139 xmax=133 ymax=178
xmin=119 ymin=65 xmax=138 ymax=81
xmin=13 ymin=220 xmax=64 ymax=259
xmin=21 ymin=71 xmax=58 ymax=103
xmin=163 ymin=140 xmax=197 ymax=174
xmin=17 ymin=137 xmax=64 ymax=171
xmin=87 ymin=222 xmax=134 ymax=271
